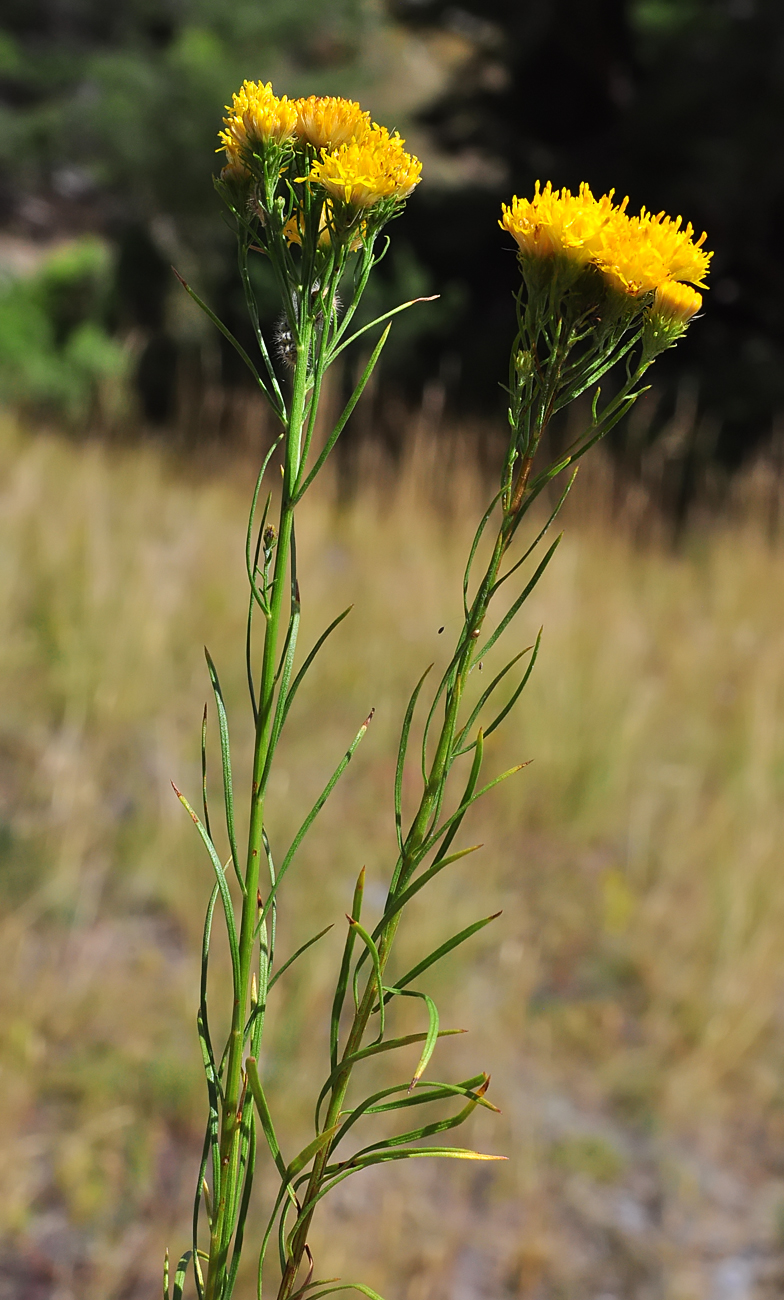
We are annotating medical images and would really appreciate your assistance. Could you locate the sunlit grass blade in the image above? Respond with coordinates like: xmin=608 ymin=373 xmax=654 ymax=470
xmin=391 ymin=913 xmax=502 ymax=996
xmin=330 ymin=868 xmax=364 ymax=1071
xmin=268 ymin=924 xmax=334 ymax=991
xmin=395 ymin=665 xmax=432 ymax=854
xmin=258 ymin=712 xmax=374 ymax=930
xmin=172 ymin=785 xmax=241 ymax=1000
xmin=287 ymin=1124 xmax=341 ymax=1179
xmin=204 ymin=650 xmax=243 ymax=892
xmin=314 ymin=1030 xmax=466 ymax=1130
xmin=295 ymin=326 xmax=391 ymax=503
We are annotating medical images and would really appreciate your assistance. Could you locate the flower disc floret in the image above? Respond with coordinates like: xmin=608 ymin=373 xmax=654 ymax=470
xmin=294 ymin=96 xmax=372 ymax=151
xmin=500 ymin=182 xmax=619 ymax=263
xmin=309 ymin=126 xmax=422 ymax=209
xmin=220 ymin=80 xmax=298 ymax=159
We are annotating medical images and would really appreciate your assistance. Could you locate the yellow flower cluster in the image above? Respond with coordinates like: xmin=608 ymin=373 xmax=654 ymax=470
xmin=500 ymin=181 xmax=711 ymax=306
xmin=219 ymin=80 xmax=298 ymax=165
xmin=219 ymin=82 xmax=421 ymax=213
xmin=308 ymin=125 xmax=422 ymax=208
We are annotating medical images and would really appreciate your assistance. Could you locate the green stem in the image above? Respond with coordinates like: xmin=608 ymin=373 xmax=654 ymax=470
xmin=205 ymin=318 xmax=313 ymax=1300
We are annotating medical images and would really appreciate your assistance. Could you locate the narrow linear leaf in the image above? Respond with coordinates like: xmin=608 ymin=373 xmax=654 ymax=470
xmin=474 ymin=535 xmax=561 ymax=663
xmin=377 ymin=844 xmax=482 ymax=940
xmin=281 ymin=606 xmax=352 ymax=731
xmin=348 ymin=918 xmax=385 ymax=1042
xmin=458 ymin=630 xmax=542 ymax=754
xmin=314 ymin=1029 xmax=465 ymax=1131
xmin=395 ymin=665 xmax=432 ymax=854
xmin=200 ymin=704 xmax=211 ymax=842
xmin=172 ymin=785 xmax=240 ymax=999
xmin=328 ymin=295 xmax=439 ymax=363
xmin=258 ymin=712 xmax=374 ymax=931
xmin=330 ymin=867 xmax=364 ymax=1071
xmin=295 ymin=326 xmax=391 ymax=501
xmin=331 ymin=1075 xmax=497 ymax=1150
xmin=204 ymin=649 xmax=243 ymax=892
xmin=172 ymin=268 xmax=271 ymax=403
xmin=171 ymin=1250 xmax=192 ymax=1300
xmin=298 ymin=1285 xmax=388 ymax=1300
xmin=346 ymin=1077 xmax=491 ymax=1160
xmin=287 ymin=1124 xmax=341 ymax=1180
xmin=268 ymin=924 xmax=334 ymax=990
xmin=246 ymin=1057 xmax=289 ymax=1183
xmin=382 ymin=987 xmax=439 ymax=1091
xmin=392 ymin=913 xmax=502 ymax=995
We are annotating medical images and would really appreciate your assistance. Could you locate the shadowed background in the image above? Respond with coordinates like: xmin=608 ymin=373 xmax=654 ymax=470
xmin=2 ymin=3 xmax=784 ymax=1299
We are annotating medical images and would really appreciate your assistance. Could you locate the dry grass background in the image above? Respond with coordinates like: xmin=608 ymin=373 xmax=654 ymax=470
xmin=3 ymin=418 xmax=784 ymax=1299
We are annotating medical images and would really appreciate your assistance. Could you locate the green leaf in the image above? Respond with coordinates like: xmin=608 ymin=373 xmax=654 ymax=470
xmin=395 ymin=665 xmax=432 ymax=855
xmin=200 ymin=704 xmax=212 ymax=842
xmin=330 ymin=1075 xmax=497 ymax=1150
xmin=314 ymin=1029 xmax=466 ymax=1131
xmin=246 ymin=1058 xmax=289 ymax=1184
xmin=172 ymin=268 xmax=274 ymax=410
xmin=280 ymin=606 xmax=352 ymax=732
xmin=343 ymin=1076 xmax=493 ymax=1161
xmin=294 ymin=325 xmax=391 ymax=502
xmin=382 ymin=987 xmax=439 ymax=1090
xmin=391 ymin=913 xmax=502 ymax=995
xmin=327 ymin=294 xmax=438 ymax=363
xmin=173 ymin=786 xmax=241 ymax=1001
xmin=258 ymin=713 xmax=374 ymax=930
xmin=204 ymin=649 xmax=243 ymax=893
xmin=268 ymin=924 xmax=334 ymax=991
xmin=298 ymin=1285 xmax=388 ymax=1300
xmin=474 ymin=535 xmax=561 ymax=662
xmin=457 ymin=630 xmax=542 ymax=755
xmin=330 ymin=867 xmax=365 ymax=1071
xmin=376 ymin=845 xmax=482 ymax=938
xmin=287 ymin=1124 xmax=341 ymax=1179
xmin=171 ymin=1250 xmax=192 ymax=1300
xmin=348 ymin=918 xmax=385 ymax=1042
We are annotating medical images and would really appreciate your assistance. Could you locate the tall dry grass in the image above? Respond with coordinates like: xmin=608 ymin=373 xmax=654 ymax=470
xmin=3 ymin=419 xmax=784 ymax=1297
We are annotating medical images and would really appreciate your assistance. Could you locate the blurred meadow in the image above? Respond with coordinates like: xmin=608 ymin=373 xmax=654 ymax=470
xmin=4 ymin=414 xmax=784 ymax=1298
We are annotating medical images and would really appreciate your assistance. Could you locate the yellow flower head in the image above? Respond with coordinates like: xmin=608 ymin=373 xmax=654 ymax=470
xmin=593 ymin=205 xmax=711 ymax=296
xmin=593 ymin=213 xmax=669 ymax=295
xmin=294 ymin=96 xmax=372 ymax=151
xmin=651 ymin=280 xmax=703 ymax=325
xmin=500 ymin=182 xmax=620 ymax=263
xmin=309 ymin=125 xmax=422 ymax=208
xmin=634 ymin=209 xmax=712 ymax=287
xmin=220 ymin=80 xmax=298 ymax=159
